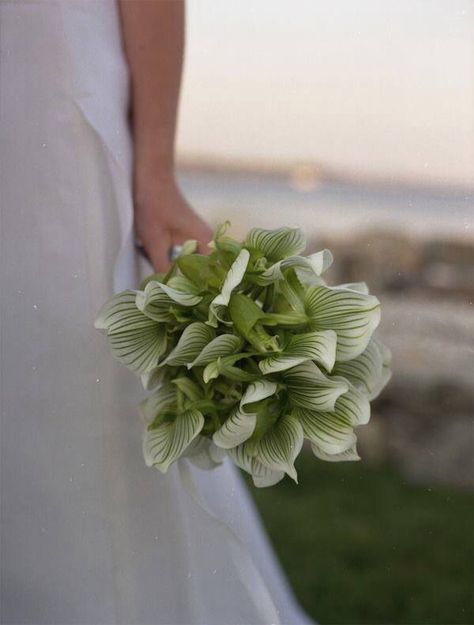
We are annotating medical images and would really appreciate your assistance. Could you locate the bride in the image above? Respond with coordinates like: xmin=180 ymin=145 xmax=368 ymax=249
xmin=0 ymin=1 xmax=313 ymax=623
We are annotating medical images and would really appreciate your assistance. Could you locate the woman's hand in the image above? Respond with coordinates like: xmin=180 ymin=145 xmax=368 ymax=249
xmin=133 ymin=174 xmax=213 ymax=273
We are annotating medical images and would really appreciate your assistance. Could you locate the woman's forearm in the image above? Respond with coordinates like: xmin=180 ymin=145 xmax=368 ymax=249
xmin=118 ymin=0 xmax=185 ymax=184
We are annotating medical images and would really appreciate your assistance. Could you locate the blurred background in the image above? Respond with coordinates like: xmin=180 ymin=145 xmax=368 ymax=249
xmin=175 ymin=1 xmax=473 ymax=623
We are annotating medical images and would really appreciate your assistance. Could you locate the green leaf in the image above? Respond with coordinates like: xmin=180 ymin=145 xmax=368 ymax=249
xmin=258 ymin=329 xmax=337 ymax=374
xmin=208 ymin=248 xmax=250 ymax=324
xmin=284 ymin=361 xmax=349 ymax=411
xmin=255 ymin=249 xmax=333 ymax=285
xmin=305 ymin=285 xmax=381 ymax=361
xmin=188 ymin=334 xmax=243 ymax=368
xmin=94 ymin=290 xmax=167 ymax=374
xmin=212 ymin=406 xmax=257 ymax=449
xmin=250 ymin=414 xmax=304 ymax=482
xmin=143 ymin=408 xmax=204 ymax=473
xmin=135 ymin=281 xmax=174 ymax=322
xmin=177 ymin=254 xmax=224 ymax=290
xmin=244 ymin=227 xmax=306 ymax=261
xmin=139 ymin=383 xmax=177 ymax=424
xmin=228 ymin=293 xmax=265 ymax=335
xmin=293 ymin=405 xmax=356 ymax=455
xmin=160 ymin=322 xmax=215 ymax=367
xmin=154 ymin=279 xmax=202 ymax=307
xmin=171 ymin=377 xmax=204 ymax=402
xmin=332 ymin=338 xmax=390 ymax=398
xmin=311 ymin=443 xmax=360 ymax=462
xmin=227 ymin=444 xmax=285 ymax=488
xmin=240 ymin=379 xmax=278 ymax=412
xmin=203 ymin=354 xmax=257 ymax=383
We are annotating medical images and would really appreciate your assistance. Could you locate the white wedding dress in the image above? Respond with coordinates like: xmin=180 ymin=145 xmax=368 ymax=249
xmin=0 ymin=2 xmax=314 ymax=623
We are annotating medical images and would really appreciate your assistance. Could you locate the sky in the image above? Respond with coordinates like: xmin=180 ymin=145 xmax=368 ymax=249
xmin=176 ymin=0 xmax=473 ymax=188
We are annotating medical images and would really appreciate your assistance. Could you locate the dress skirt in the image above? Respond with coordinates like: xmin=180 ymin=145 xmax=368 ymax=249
xmin=0 ymin=1 xmax=313 ymax=623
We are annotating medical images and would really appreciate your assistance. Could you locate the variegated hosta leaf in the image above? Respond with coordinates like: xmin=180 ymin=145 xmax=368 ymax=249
xmin=188 ymin=334 xmax=243 ymax=369
xmin=240 ymin=379 xmax=278 ymax=412
xmin=94 ymin=290 xmax=167 ymax=374
xmin=255 ymin=249 xmax=334 ymax=286
xmin=250 ymin=414 xmax=304 ymax=482
xmin=244 ymin=227 xmax=306 ymax=261
xmin=135 ymin=281 xmax=174 ymax=322
xmin=160 ymin=322 xmax=215 ymax=367
xmin=143 ymin=409 xmax=204 ymax=473
xmin=305 ymin=285 xmax=381 ymax=361
xmin=258 ymin=329 xmax=337 ymax=375
xmin=312 ymin=443 xmax=360 ymax=462
xmin=293 ymin=405 xmax=356 ymax=455
xmin=284 ymin=361 xmax=349 ymax=412
xmin=182 ymin=435 xmax=226 ymax=470
xmin=227 ymin=445 xmax=285 ymax=488
xmin=212 ymin=406 xmax=257 ymax=449
xmin=139 ymin=383 xmax=177 ymax=424
xmin=332 ymin=338 xmax=391 ymax=399
xmin=154 ymin=279 xmax=202 ymax=307
xmin=208 ymin=249 xmax=250 ymax=325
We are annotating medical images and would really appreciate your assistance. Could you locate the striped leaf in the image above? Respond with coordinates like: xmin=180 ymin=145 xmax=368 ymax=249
xmin=188 ymin=334 xmax=243 ymax=368
xmin=227 ymin=444 xmax=285 ymax=488
xmin=250 ymin=414 xmax=304 ymax=482
xmin=244 ymin=227 xmax=306 ymax=261
xmin=332 ymin=338 xmax=388 ymax=398
xmin=293 ymin=405 xmax=356 ymax=455
xmin=258 ymin=329 xmax=337 ymax=375
xmin=208 ymin=249 xmax=250 ymax=324
xmin=160 ymin=322 xmax=215 ymax=367
xmin=305 ymin=285 xmax=381 ymax=361
xmin=240 ymin=379 xmax=278 ymax=412
xmin=154 ymin=278 xmax=202 ymax=307
xmin=143 ymin=409 xmax=204 ymax=473
xmin=94 ymin=290 xmax=167 ymax=374
xmin=312 ymin=443 xmax=361 ymax=462
xmin=139 ymin=383 xmax=177 ymax=424
xmin=256 ymin=249 xmax=333 ymax=285
xmin=284 ymin=361 xmax=349 ymax=412
xmin=135 ymin=281 xmax=174 ymax=322
xmin=212 ymin=406 xmax=257 ymax=449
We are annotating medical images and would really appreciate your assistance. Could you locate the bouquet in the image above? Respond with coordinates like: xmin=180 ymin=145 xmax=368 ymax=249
xmin=95 ymin=224 xmax=391 ymax=487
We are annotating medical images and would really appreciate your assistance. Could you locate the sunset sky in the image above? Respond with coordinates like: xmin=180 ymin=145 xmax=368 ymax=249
xmin=176 ymin=0 xmax=473 ymax=188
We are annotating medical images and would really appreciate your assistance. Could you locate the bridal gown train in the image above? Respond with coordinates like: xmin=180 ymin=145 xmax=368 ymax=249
xmin=0 ymin=2 xmax=314 ymax=623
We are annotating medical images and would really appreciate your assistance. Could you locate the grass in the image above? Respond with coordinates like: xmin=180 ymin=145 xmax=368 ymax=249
xmin=245 ymin=452 xmax=473 ymax=625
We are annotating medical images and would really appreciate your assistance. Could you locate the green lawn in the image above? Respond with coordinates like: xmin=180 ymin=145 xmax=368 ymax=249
xmin=246 ymin=453 xmax=473 ymax=625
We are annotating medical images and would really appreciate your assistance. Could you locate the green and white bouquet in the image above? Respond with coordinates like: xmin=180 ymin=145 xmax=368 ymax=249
xmin=95 ymin=225 xmax=391 ymax=487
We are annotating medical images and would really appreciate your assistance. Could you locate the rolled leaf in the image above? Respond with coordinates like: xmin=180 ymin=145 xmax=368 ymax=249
xmin=188 ymin=334 xmax=243 ymax=368
xmin=208 ymin=248 xmax=250 ymax=324
xmin=227 ymin=444 xmax=285 ymax=488
xmin=160 ymin=322 xmax=215 ymax=367
xmin=135 ymin=281 xmax=174 ymax=322
xmin=213 ymin=406 xmax=257 ymax=449
xmin=250 ymin=414 xmax=304 ymax=482
xmin=143 ymin=409 xmax=204 ymax=473
xmin=258 ymin=329 xmax=337 ymax=374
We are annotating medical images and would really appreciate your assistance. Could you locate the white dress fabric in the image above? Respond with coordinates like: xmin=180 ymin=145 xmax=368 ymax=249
xmin=0 ymin=2 xmax=314 ymax=624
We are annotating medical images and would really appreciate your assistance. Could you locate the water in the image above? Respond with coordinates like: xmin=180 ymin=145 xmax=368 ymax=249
xmin=179 ymin=170 xmax=473 ymax=241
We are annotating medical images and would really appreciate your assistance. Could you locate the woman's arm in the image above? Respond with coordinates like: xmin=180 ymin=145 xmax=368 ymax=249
xmin=118 ymin=0 xmax=212 ymax=272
